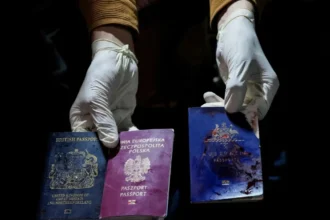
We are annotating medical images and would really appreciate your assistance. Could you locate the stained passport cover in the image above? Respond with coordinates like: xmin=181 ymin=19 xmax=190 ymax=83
xmin=38 ymin=132 xmax=107 ymax=220
xmin=100 ymin=129 xmax=174 ymax=218
xmin=188 ymin=107 xmax=263 ymax=203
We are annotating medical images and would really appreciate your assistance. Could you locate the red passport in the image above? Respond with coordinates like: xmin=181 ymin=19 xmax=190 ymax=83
xmin=100 ymin=129 xmax=174 ymax=220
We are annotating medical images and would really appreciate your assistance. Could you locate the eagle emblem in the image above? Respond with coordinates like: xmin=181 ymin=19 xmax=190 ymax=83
xmin=124 ymin=155 xmax=150 ymax=183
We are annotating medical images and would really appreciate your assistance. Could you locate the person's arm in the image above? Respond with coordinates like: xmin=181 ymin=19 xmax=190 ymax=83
xmin=79 ymin=0 xmax=138 ymax=51
xmin=70 ymin=1 xmax=139 ymax=148
xmin=209 ymin=0 xmax=269 ymax=29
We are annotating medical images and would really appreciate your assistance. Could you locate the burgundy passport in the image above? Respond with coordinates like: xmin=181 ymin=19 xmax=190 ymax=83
xmin=100 ymin=129 xmax=174 ymax=219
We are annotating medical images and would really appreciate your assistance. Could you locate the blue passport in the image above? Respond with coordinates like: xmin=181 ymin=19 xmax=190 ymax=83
xmin=38 ymin=132 xmax=107 ymax=220
xmin=188 ymin=107 xmax=263 ymax=203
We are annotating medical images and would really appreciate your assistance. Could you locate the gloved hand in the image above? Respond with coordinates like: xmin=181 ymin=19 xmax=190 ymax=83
xmin=203 ymin=8 xmax=279 ymax=120
xmin=70 ymin=39 xmax=138 ymax=148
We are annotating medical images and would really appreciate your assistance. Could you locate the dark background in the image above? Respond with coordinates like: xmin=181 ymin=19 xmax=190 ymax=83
xmin=9 ymin=0 xmax=316 ymax=218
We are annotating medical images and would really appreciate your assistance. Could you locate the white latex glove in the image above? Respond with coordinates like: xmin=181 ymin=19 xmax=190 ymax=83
xmin=70 ymin=40 xmax=138 ymax=148
xmin=204 ymin=9 xmax=279 ymax=120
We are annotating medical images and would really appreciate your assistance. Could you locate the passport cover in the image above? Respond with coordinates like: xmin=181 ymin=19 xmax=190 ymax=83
xmin=38 ymin=132 xmax=107 ymax=220
xmin=188 ymin=107 xmax=263 ymax=203
xmin=100 ymin=129 xmax=174 ymax=218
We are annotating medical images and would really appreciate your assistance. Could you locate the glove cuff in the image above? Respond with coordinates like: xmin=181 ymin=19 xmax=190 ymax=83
xmin=217 ymin=9 xmax=255 ymax=40
xmin=92 ymin=38 xmax=124 ymax=52
xmin=91 ymin=39 xmax=138 ymax=64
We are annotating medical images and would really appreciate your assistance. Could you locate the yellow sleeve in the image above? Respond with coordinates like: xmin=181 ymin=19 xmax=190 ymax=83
xmin=209 ymin=0 xmax=268 ymax=29
xmin=79 ymin=0 xmax=138 ymax=33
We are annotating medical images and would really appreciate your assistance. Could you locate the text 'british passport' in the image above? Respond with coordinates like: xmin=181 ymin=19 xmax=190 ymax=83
xmin=100 ymin=129 xmax=174 ymax=220
xmin=38 ymin=132 xmax=107 ymax=220
xmin=188 ymin=107 xmax=263 ymax=203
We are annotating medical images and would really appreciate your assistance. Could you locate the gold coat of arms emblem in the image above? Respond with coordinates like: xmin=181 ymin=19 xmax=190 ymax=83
xmin=49 ymin=149 xmax=98 ymax=189
xmin=124 ymin=155 xmax=150 ymax=183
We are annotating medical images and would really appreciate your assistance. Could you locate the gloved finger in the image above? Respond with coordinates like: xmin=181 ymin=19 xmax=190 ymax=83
xmin=202 ymin=92 xmax=224 ymax=107
xmin=242 ymin=104 xmax=257 ymax=123
xmin=89 ymin=98 xmax=119 ymax=149
xmin=224 ymin=61 xmax=251 ymax=113
xmin=112 ymin=86 xmax=137 ymax=132
xmin=258 ymin=63 xmax=279 ymax=120
xmin=203 ymin=92 xmax=224 ymax=103
xmin=242 ymin=104 xmax=260 ymax=139
xmin=201 ymin=102 xmax=224 ymax=107
xmin=112 ymin=108 xmax=134 ymax=130
xmin=70 ymin=105 xmax=95 ymax=132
